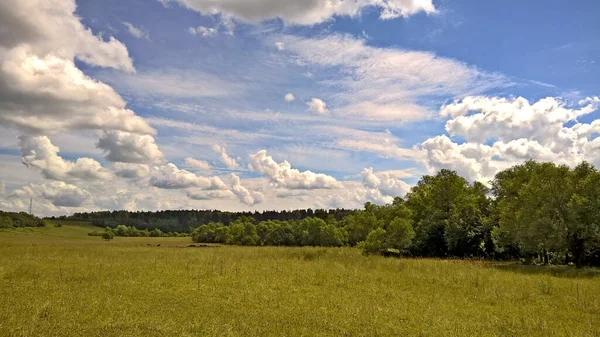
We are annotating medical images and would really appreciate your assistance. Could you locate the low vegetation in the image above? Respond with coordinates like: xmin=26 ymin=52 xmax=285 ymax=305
xmin=61 ymin=160 xmax=600 ymax=268
xmin=0 ymin=223 xmax=599 ymax=336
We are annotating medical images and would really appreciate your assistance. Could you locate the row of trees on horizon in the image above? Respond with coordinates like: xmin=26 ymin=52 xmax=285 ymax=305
xmin=8 ymin=160 xmax=600 ymax=268
xmin=189 ymin=160 xmax=600 ymax=268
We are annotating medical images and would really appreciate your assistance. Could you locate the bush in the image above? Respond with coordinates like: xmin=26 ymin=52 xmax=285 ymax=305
xmin=360 ymin=228 xmax=388 ymax=255
xmin=102 ymin=231 xmax=115 ymax=241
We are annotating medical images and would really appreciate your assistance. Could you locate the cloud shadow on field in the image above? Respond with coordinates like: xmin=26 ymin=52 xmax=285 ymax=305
xmin=491 ymin=263 xmax=600 ymax=279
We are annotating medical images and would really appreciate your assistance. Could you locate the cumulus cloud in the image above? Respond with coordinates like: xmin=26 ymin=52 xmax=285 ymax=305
xmin=122 ymin=22 xmax=150 ymax=39
xmin=421 ymin=96 xmax=600 ymax=182
xmin=184 ymin=157 xmax=212 ymax=171
xmin=113 ymin=163 xmax=150 ymax=179
xmin=10 ymin=181 xmax=92 ymax=208
xmin=361 ymin=167 xmax=411 ymax=197
xmin=97 ymin=131 xmax=164 ymax=164
xmin=0 ymin=48 xmax=154 ymax=135
xmin=248 ymin=150 xmax=341 ymax=189
xmin=148 ymin=163 xmax=228 ymax=190
xmin=161 ymin=0 xmax=435 ymax=25
xmin=284 ymin=93 xmax=295 ymax=101
xmin=19 ymin=135 xmax=113 ymax=182
xmin=230 ymin=173 xmax=264 ymax=206
xmin=212 ymin=145 xmax=240 ymax=169
xmin=186 ymin=189 xmax=234 ymax=200
xmin=275 ymin=42 xmax=285 ymax=50
xmin=0 ymin=0 xmax=164 ymax=168
xmin=0 ymin=0 xmax=134 ymax=72
xmin=307 ymin=98 xmax=328 ymax=114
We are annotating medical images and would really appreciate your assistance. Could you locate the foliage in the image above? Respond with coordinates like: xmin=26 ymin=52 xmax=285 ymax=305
xmin=101 ymin=231 xmax=114 ymax=241
xmin=492 ymin=161 xmax=600 ymax=267
xmin=404 ymin=169 xmax=491 ymax=257
xmin=53 ymin=208 xmax=354 ymax=234
xmin=0 ymin=211 xmax=45 ymax=228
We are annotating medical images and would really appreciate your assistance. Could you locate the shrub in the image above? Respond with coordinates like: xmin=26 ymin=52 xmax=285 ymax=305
xmin=102 ymin=231 xmax=115 ymax=241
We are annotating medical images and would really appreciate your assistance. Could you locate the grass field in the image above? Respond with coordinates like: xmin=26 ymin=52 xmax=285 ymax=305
xmin=1 ymin=221 xmax=599 ymax=336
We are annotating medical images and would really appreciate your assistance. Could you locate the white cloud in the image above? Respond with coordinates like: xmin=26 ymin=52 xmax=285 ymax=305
xmin=323 ymin=126 xmax=422 ymax=161
xmin=361 ymin=167 xmax=411 ymax=197
xmin=148 ymin=163 xmax=228 ymax=190
xmin=184 ymin=157 xmax=212 ymax=171
xmin=284 ymin=93 xmax=295 ymax=101
xmin=0 ymin=180 xmax=5 ymax=195
xmin=280 ymin=34 xmax=507 ymax=122
xmin=307 ymin=98 xmax=328 ymax=114
xmin=248 ymin=150 xmax=341 ymax=189
xmin=0 ymin=47 xmax=154 ymax=135
xmin=212 ymin=145 xmax=240 ymax=170
xmin=421 ymin=96 xmax=600 ymax=182
xmin=275 ymin=42 xmax=285 ymax=50
xmin=97 ymin=131 xmax=164 ymax=164
xmin=10 ymin=181 xmax=92 ymax=208
xmin=230 ymin=173 xmax=264 ymax=206
xmin=122 ymin=22 xmax=150 ymax=39
xmin=0 ymin=1 xmax=164 ymax=168
xmin=19 ymin=135 xmax=113 ymax=182
xmin=113 ymin=163 xmax=151 ymax=179
xmin=186 ymin=189 xmax=233 ymax=200
xmin=161 ymin=0 xmax=435 ymax=25
xmin=188 ymin=25 xmax=218 ymax=37
xmin=0 ymin=0 xmax=134 ymax=72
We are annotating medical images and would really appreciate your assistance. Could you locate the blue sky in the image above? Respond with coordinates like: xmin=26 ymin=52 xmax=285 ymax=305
xmin=0 ymin=0 xmax=599 ymax=215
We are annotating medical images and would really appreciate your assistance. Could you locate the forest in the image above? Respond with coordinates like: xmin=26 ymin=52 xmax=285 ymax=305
xmin=53 ymin=160 xmax=600 ymax=267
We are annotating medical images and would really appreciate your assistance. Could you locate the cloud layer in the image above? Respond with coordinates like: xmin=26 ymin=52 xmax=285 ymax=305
xmin=162 ymin=0 xmax=436 ymax=25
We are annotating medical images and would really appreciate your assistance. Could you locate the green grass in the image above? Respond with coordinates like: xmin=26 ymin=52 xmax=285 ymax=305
xmin=0 ymin=223 xmax=599 ymax=336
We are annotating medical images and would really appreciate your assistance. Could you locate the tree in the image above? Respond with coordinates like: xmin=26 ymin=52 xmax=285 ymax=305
xmin=360 ymin=228 xmax=388 ymax=255
xmin=342 ymin=207 xmax=382 ymax=246
xmin=385 ymin=217 xmax=415 ymax=252
xmin=492 ymin=161 xmax=600 ymax=267
xmin=102 ymin=231 xmax=114 ymax=241
xmin=229 ymin=217 xmax=259 ymax=246
xmin=566 ymin=162 xmax=600 ymax=268
xmin=405 ymin=169 xmax=490 ymax=257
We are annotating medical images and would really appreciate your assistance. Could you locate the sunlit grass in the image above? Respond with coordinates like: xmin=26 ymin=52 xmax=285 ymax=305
xmin=0 ymin=222 xmax=599 ymax=336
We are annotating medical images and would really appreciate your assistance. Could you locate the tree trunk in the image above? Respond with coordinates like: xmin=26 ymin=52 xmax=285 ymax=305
xmin=573 ymin=239 xmax=585 ymax=269
xmin=543 ymin=248 xmax=549 ymax=265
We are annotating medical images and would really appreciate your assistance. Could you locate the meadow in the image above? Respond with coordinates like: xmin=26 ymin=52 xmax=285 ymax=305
xmin=1 ymin=221 xmax=599 ymax=337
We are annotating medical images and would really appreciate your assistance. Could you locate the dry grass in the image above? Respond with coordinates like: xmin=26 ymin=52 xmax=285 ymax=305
xmin=0 ymin=222 xmax=599 ymax=336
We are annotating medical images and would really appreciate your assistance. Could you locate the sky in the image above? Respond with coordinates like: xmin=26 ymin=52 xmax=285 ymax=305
xmin=0 ymin=0 xmax=599 ymax=216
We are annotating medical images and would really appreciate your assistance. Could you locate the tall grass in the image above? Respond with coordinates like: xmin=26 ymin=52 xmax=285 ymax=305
xmin=0 ymin=223 xmax=598 ymax=336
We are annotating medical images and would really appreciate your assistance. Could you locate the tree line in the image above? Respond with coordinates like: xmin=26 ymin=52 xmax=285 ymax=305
xmin=34 ymin=160 xmax=600 ymax=267
xmin=0 ymin=211 xmax=45 ymax=228
xmin=57 ymin=208 xmax=354 ymax=233
xmin=190 ymin=161 xmax=600 ymax=268
xmin=88 ymin=225 xmax=189 ymax=239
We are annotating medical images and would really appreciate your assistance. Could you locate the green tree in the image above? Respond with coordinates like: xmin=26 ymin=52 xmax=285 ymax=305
xmin=229 ymin=217 xmax=259 ymax=245
xmin=342 ymin=207 xmax=382 ymax=246
xmin=360 ymin=228 xmax=388 ymax=255
xmin=405 ymin=169 xmax=490 ymax=257
xmin=102 ymin=231 xmax=114 ymax=241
